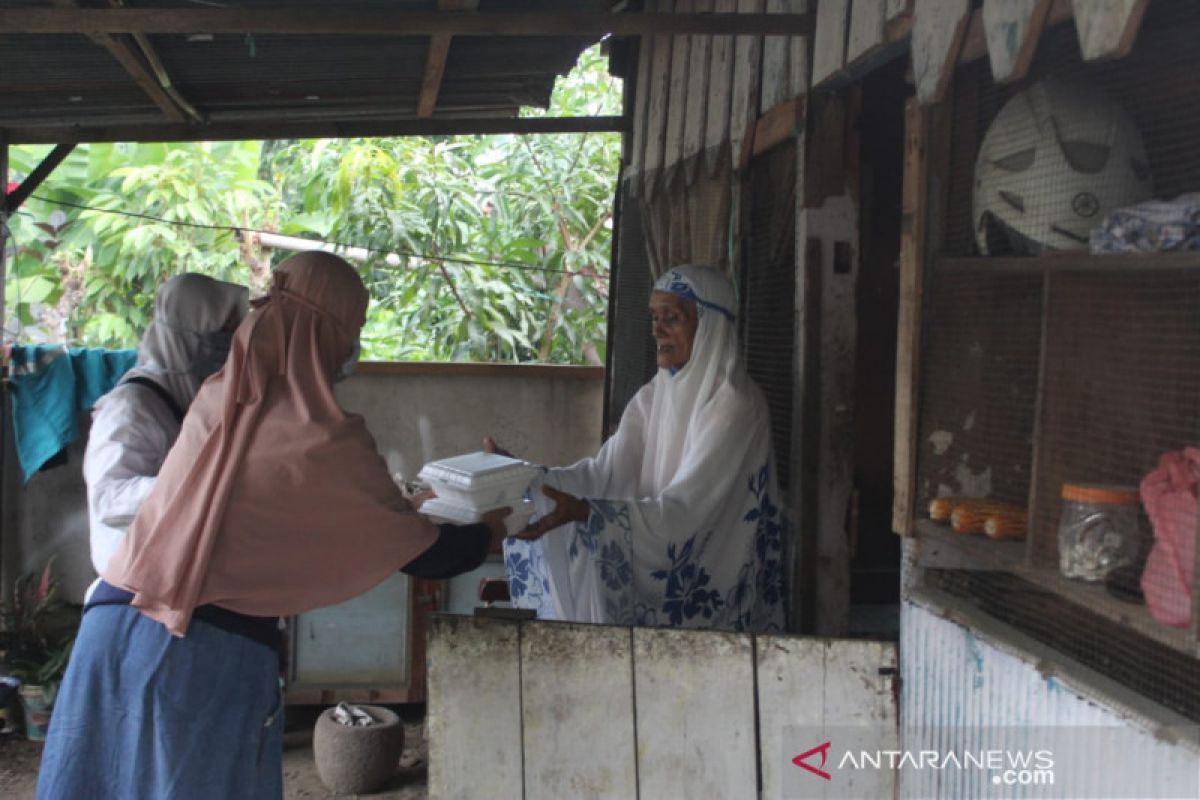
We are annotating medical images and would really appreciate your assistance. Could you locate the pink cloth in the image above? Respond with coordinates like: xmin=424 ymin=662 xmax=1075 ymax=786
xmin=1139 ymin=447 xmax=1200 ymax=627
xmin=105 ymin=252 xmax=440 ymax=636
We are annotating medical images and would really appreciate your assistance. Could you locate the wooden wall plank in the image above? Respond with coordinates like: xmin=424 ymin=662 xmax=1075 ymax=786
xmin=427 ymin=616 xmax=523 ymax=800
xmin=1072 ymin=0 xmax=1149 ymax=61
xmin=762 ymin=0 xmax=792 ymax=111
xmin=789 ymin=1 xmax=811 ymax=99
xmin=627 ymin=30 xmax=655 ymax=188
xmin=911 ymin=0 xmax=970 ymax=104
xmin=757 ymin=637 xmax=899 ymax=797
xmin=892 ymin=99 xmax=930 ymax=536
xmin=634 ymin=628 xmax=757 ymax=799
xmin=811 ymin=0 xmax=850 ymax=87
xmin=704 ymin=0 xmax=737 ymax=175
xmin=683 ymin=0 xmax=714 ymax=183
xmin=847 ymin=0 xmax=887 ymax=65
xmin=730 ymin=0 xmax=766 ymax=170
xmin=886 ymin=0 xmax=911 ymax=20
xmin=521 ymin=623 xmax=637 ymax=800
xmin=643 ymin=0 xmax=676 ymax=197
xmin=981 ymin=0 xmax=1051 ymax=83
xmin=663 ymin=0 xmax=694 ymax=188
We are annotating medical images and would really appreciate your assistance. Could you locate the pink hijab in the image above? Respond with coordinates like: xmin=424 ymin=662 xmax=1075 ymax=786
xmin=104 ymin=252 xmax=440 ymax=636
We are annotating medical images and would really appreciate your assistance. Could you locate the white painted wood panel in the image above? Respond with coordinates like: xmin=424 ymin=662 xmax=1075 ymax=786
xmin=1072 ymin=0 xmax=1149 ymax=61
xmin=704 ymin=0 xmax=737 ymax=175
xmin=846 ymin=0 xmax=887 ymax=65
xmin=912 ymin=0 xmax=970 ymax=104
xmin=521 ymin=623 xmax=638 ymax=800
xmin=730 ymin=0 xmax=766 ymax=168
xmin=663 ymin=0 xmax=694 ymax=187
xmin=762 ymin=0 xmax=793 ymax=111
xmin=683 ymin=0 xmax=714 ymax=182
xmin=427 ymin=615 xmax=523 ymax=800
xmin=633 ymin=627 xmax=758 ymax=799
xmin=643 ymin=0 xmax=676 ymax=196
xmin=812 ymin=0 xmax=850 ymax=86
xmin=982 ymin=0 xmax=1051 ymax=83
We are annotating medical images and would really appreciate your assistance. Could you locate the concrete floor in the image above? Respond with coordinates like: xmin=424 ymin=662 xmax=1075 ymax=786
xmin=0 ymin=707 xmax=429 ymax=799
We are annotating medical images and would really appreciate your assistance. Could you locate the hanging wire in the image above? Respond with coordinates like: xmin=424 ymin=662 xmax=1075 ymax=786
xmin=25 ymin=194 xmax=608 ymax=280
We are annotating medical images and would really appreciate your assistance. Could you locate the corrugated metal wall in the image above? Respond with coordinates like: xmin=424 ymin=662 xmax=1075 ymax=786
xmin=901 ymin=600 xmax=1200 ymax=799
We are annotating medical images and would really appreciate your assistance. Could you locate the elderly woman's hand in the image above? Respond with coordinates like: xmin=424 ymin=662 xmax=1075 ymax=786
xmin=483 ymin=436 xmax=516 ymax=459
xmin=514 ymin=485 xmax=590 ymax=541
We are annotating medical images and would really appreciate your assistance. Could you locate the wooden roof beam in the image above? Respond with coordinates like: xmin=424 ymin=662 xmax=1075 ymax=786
xmin=9 ymin=114 xmax=628 ymax=145
xmin=48 ymin=0 xmax=194 ymax=124
xmin=418 ymin=0 xmax=480 ymax=119
xmin=0 ymin=9 xmax=815 ymax=37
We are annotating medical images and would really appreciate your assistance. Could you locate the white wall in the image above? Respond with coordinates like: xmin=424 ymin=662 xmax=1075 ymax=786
xmin=3 ymin=363 xmax=604 ymax=603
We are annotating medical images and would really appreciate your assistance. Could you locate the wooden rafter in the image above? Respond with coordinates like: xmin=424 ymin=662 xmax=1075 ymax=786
xmin=49 ymin=0 xmax=197 ymax=124
xmin=11 ymin=115 xmax=628 ymax=146
xmin=4 ymin=144 xmax=76 ymax=215
xmin=0 ymin=9 xmax=815 ymax=37
xmin=418 ymin=0 xmax=479 ymax=119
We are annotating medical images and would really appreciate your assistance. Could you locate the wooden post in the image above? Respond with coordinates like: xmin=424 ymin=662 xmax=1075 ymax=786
xmin=891 ymin=100 xmax=929 ymax=537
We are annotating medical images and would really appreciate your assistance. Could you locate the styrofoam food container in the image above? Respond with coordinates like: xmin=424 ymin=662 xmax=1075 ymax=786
xmin=420 ymin=496 xmax=534 ymax=537
xmin=417 ymin=452 xmax=538 ymax=509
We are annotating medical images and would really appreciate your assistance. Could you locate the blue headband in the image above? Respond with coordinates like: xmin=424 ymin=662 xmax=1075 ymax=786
xmin=657 ymin=271 xmax=736 ymax=322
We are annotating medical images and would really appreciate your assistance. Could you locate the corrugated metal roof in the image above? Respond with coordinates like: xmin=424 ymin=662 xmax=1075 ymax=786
xmin=0 ymin=0 xmax=604 ymax=142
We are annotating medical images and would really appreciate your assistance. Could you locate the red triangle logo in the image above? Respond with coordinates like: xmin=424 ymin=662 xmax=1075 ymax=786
xmin=792 ymin=741 xmax=832 ymax=781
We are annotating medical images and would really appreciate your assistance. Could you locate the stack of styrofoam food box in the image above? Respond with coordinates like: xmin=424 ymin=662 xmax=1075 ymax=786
xmin=417 ymin=452 xmax=537 ymax=536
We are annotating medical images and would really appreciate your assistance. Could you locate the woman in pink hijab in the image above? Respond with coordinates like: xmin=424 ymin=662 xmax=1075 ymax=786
xmin=38 ymin=252 xmax=508 ymax=800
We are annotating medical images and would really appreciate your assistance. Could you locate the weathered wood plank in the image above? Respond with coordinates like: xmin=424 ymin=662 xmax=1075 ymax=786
xmin=427 ymin=615 xmax=522 ymax=800
xmin=886 ymin=0 xmax=911 ymax=20
xmin=752 ymin=96 xmax=803 ymax=157
xmin=789 ymin=1 xmax=811 ymax=98
xmin=417 ymin=0 xmax=480 ymax=118
xmin=704 ymin=0 xmax=737 ymax=176
xmin=521 ymin=623 xmax=637 ymax=800
xmin=643 ymin=0 xmax=676 ymax=197
xmin=1072 ymin=0 xmax=1149 ymax=61
xmin=762 ymin=0 xmax=800 ymax=111
xmin=847 ymin=0 xmax=887 ymax=65
xmin=757 ymin=637 xmax=899 ymax=797
xmin=730 ymin=0 xmax=766 ymax=171
xmin=634 ymin=628 xmax=757 ymax=799
xmin=911 ymin=0 xmax=970 ymax=104
xmin=892 ymin=99 xmax=930 ymax=536
xmin=683 ymin=0 xmax=714 ymax=183
xmin=811 ymin=0 xmax=850 ymax=87
xmin=627 ymin=29 xmax=655 ymax=187
xmin=663 ymin=0 xmax=694 ymax=188
xmin=981 ymin=0 xmax=1051 ymax=83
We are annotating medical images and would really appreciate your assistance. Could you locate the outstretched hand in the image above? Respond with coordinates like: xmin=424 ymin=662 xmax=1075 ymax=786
xmin=514 ymin=485 xmax=589 ymax=541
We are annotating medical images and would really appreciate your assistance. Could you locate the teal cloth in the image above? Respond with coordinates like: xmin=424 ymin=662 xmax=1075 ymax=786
xmin=8 ymin=344 xmax=138 ymax=482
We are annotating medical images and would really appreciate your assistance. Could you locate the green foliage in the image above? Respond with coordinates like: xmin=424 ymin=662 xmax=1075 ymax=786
xmin=0 ymin=561 xmax=77 ymax=696
xmin=4 ymin=46 xmax=619 ymax=364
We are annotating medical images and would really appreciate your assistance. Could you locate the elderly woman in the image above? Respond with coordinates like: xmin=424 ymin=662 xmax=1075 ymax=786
xmin=84 ymin=272 xmax=248 ymax=586
xmin=499 ymin=264 xmax=785 ymax=632
xmin=38 ymin=253 xmax=507 ymax=800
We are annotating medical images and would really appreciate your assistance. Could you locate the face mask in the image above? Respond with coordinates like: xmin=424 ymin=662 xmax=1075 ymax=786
xmin=333 ymin=339 xmax=361 ymax=383
xmin=192 ymin=330 xmax=233 ymax=379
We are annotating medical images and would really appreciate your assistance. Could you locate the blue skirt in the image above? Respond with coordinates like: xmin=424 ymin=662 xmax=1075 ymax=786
xmin=37 ymin=604 xmax=284 ymax=800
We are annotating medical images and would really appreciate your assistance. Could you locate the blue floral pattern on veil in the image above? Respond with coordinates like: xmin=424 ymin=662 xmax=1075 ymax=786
xmin=658 ymin=270 xmax=735 ymax=321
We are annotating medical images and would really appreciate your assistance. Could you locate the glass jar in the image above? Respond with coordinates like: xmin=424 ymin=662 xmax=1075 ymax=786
xmin=1057 ymin=483 xmax=1141 ymax=581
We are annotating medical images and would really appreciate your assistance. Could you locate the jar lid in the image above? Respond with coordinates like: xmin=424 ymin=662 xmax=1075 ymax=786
xmin=1060 ymin=482 xmax=1139 ymax=506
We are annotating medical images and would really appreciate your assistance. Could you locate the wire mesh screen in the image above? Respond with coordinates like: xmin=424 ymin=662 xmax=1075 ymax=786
xmin=606 ymin=181 xmax=657 ymax=431
xmin=916 ymin=271 xmax=1042 ymax=511
xmin=917 ymin=0 xmax=1200 ymax=698
xmin=945 ymin=0 xmax=1200 ymax=258
xmin=740 ymin=142 xmax=797 ymax=492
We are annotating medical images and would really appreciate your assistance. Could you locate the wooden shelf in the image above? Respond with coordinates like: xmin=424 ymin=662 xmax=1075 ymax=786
xmin=915 ymin=518 xmax=1026 ymax=571
xmin=1019 ymin=566 xmax=1199 ymax=659
xmin=937 ymin=251 xmax=1200 ymax=274
xmin=916 ymin=520 xmax=1198 ymax=657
